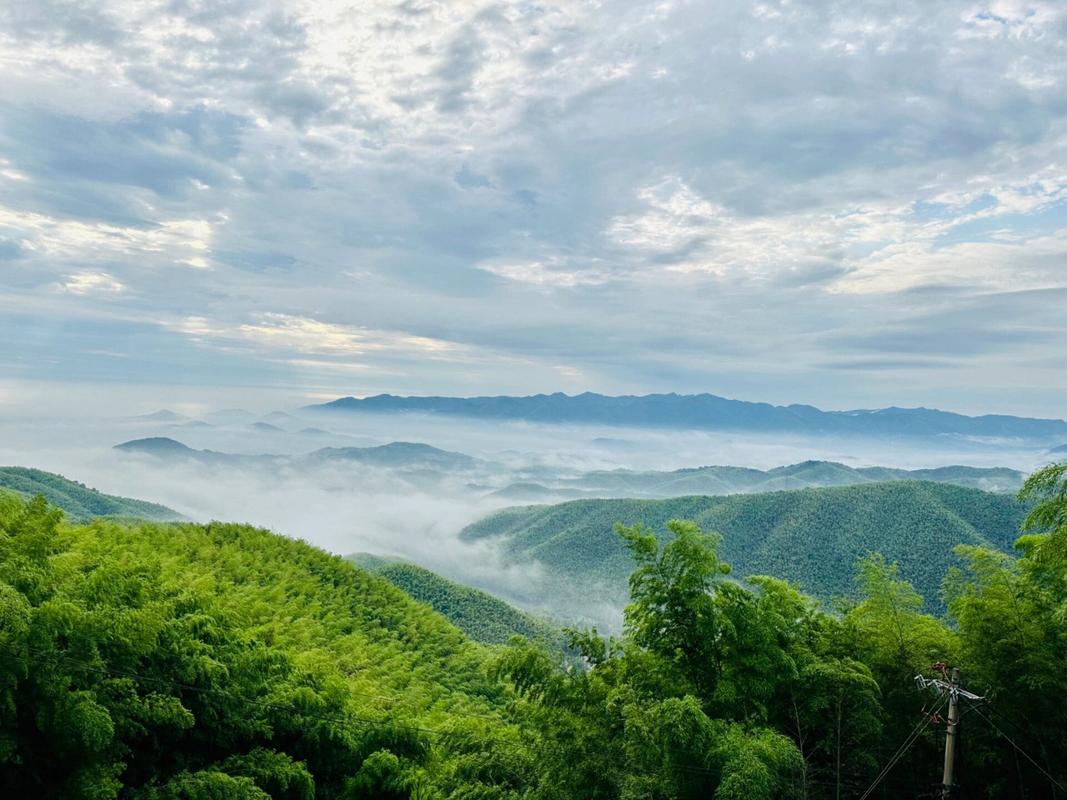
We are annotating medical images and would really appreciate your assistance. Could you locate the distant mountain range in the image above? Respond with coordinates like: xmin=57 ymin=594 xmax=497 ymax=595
xmin=0 ymin=467 xmax=183 ymax=522
xmin=309 ymin=392 xmax=1067 ymax=439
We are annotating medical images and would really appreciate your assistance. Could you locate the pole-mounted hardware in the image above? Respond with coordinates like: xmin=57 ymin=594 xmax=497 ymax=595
xmin=915 ymin=664 xmax=984 ymax=799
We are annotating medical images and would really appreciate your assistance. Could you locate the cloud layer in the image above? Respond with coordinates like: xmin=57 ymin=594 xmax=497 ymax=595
xmin=2 ymin=0 xmax=1066 ymax=416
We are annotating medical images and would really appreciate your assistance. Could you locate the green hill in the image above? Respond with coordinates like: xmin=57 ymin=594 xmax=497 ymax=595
xmin=348 ymin=554 xmax=562 ymax=646
xmin=547 ymin=460 xmax=1025 ymax=498
xmin=0 ymin=492 xmax=515 ymax=798
xmin=460 ymin=481 xmax=1030 ymax=610
xmin=0 ymin=466 xmax=183 ymax=521
xmin=4 ymin=472 xmax=1065 ymax=799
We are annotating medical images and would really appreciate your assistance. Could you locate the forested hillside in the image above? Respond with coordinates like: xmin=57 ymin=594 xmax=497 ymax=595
xmin=0 ymin=467 xmax=182 ymax=521
xmin=514 ymin=460 xmax=1025 ymax=499
xmin=348 ymin=555 xmax=562 ymax=646
xmin=595 ymin=460 xmax=1026 ymax=494
xmin=0 ymin=493 xmax=523 ymax=798
xmin=462 ymin=481 xmax=1030 ymax=609
xmin=3 ymin=467 xmax=1066 ymax=799
xmin=485 ymin=465 xmax=1067 ymax=800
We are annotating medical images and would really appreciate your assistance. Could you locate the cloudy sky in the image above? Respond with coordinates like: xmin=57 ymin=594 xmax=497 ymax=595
xmin=1 ymin=0 xmax=1066 ymax=417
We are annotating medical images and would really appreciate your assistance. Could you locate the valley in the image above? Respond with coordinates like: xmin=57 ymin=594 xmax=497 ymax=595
xmin=3 ymin=393 xmax=1065 ymax=799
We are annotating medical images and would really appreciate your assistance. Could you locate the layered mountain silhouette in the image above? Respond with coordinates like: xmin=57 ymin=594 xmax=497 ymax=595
xmin=113 ymin=437 xmax=1026 ymax=499
xmin=309 ymin=392 xmax=1067 ymax=439
xmin=113 ymin=437 xmax=485 ymax=472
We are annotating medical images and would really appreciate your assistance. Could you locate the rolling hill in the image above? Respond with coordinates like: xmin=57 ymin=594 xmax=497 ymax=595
xmin=0 ymin=466 xmax=183 ymax=521
xmin=308 ymin=442 xmax=484 ymax=470
xmin=524 ymin=460 xmax=1026 ymax=499
xmin=309 ymin=391 xmax=1067 ymax=439
xmin=348 ymin=554 xmax=562 ymax=646
xmin=0 ymin=492 xmax=515 ymax=797
xmin=114 ymin=437 xmax=485 ymax=472
xmin=461 ymin=481 xmax=1030 ymax=611
xmin=114 ymin=436 xmax=1025 ymax=502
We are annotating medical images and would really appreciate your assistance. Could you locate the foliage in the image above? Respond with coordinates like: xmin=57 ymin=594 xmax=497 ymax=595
xmin=931 ymin=463 xmax=1067 ymax=798
xmin=347 ymin=556 xmax=562 ymax=647
xmin=0 ymin=494 xmax=514 ymax=799
xmin=461 ymin=481 xmax=1029 ymax=612
xmin=4 ymin=459 xmax=1067 ymax=800
xmin=487 ymin=464 xmax=1067 ymax=799
xmin=0 ymin=470 xmax=182 ymax=522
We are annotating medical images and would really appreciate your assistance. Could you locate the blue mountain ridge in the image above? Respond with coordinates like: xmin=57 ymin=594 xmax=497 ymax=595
xmin=308 ymin=392 xmax=1067 ymax=439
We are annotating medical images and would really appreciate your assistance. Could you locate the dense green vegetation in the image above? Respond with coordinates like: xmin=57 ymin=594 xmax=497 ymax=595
xmin=0 ymin=494 xmax=522 ymax=798
xmin=2 ymin=465 xmax=1066 ymax=799
xmin=484 ymin=465 xmax=1067 ymax=799
xmin=347 ymin=555 xmax=562 ymax=646
xmin=463 ymin=481 xmax=1030 ymax=611
xmin=0 ymin=467 xmax=182 ymax=521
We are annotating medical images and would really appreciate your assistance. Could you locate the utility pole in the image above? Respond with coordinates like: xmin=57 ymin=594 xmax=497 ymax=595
xmin=941 ymin=667 xmax=961 ymax=797
xmin=915 ymin=664 xmax=983 ymax=799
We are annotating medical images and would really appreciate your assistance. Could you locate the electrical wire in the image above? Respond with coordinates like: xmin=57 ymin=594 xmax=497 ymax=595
xmin=40 ymin=644 xmax=1034 ymax=800
xmin=858 ymin=697 xmax=948 ymax=800
xmin=969 ymin=704 xmax=1066 ymax=796
xmin=981 ymin=699 xmax=1060 ymax=769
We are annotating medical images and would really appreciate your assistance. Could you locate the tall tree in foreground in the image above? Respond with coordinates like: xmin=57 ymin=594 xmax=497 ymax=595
xmin=940 ymin=463 xmax=1067 ymax=799
xmin=495 ymin=521 xmax=825 ymax=799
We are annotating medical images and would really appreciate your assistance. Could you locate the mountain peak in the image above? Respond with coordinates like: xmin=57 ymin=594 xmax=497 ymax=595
xmin=114 ymin=437 xmax=195 ymax=454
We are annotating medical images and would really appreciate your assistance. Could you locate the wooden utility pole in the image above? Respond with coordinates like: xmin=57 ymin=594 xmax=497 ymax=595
xmin=940 ymin=667 xmax=961 ymax=798
xmin=916 ymin=664 xmax=982 ymax=799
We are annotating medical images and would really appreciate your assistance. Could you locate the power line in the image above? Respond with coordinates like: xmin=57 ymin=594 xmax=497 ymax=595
xmin=44 ymin=644 xmax=1061 ymax=799
xmin=981 ymin=699 xmax=1060 ymax=774
xmin=858 ymin=697 xmax=948 ymax=800
xmin=969 ymin=705 xmax=1066 ymax=796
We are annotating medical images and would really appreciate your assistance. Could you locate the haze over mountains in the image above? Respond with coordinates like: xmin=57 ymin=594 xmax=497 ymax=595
xmin=112 ymin=436 xmax=1027 ymax=501
xmin=114 ymin=437 xmax=485 ymax=473
xmin=2 ymin=388 xmax=1058 ymax=632
xmin=98 ymin=429 xmax=1038 ymax=625
xmin=9 ymin=454 xmax=1030 ymax=624
xmin=312 ymin=392 xmax=1067 ymax=440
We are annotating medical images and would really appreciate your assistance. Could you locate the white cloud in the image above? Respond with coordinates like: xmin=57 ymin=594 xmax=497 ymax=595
xmin=1 ymin=0 xmax=1067 ymax=411
xmin=479 ymin=259 xmax=610 ymax=287
xmin=0 ymin=207 xmax=216 ymax=270
xmin=174 ymin=312 xmax=471 ymax=361
xmin=604 ymin=168 xmax=1067 ymax=294
xmin=60 ymin=271 xmax=126 ymax=295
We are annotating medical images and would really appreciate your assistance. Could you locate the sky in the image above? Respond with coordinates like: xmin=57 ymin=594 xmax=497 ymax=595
xmin=2 ymin=0 xmax=1067 ymax=419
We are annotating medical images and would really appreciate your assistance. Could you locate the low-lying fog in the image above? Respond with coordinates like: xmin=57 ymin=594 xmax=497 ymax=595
xmin=1 ymin=403 xmax=1061 ymax=628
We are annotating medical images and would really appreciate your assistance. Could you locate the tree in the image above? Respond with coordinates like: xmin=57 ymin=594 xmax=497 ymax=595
xmin=494 ymin=520 xmax=804 ymax=800
xmin=618 ymin=520 xmax=731 ymax=703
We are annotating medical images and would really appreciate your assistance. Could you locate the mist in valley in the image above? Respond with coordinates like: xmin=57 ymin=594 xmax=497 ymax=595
xmin=1 ymin=399 xmax=1060 ymax=629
